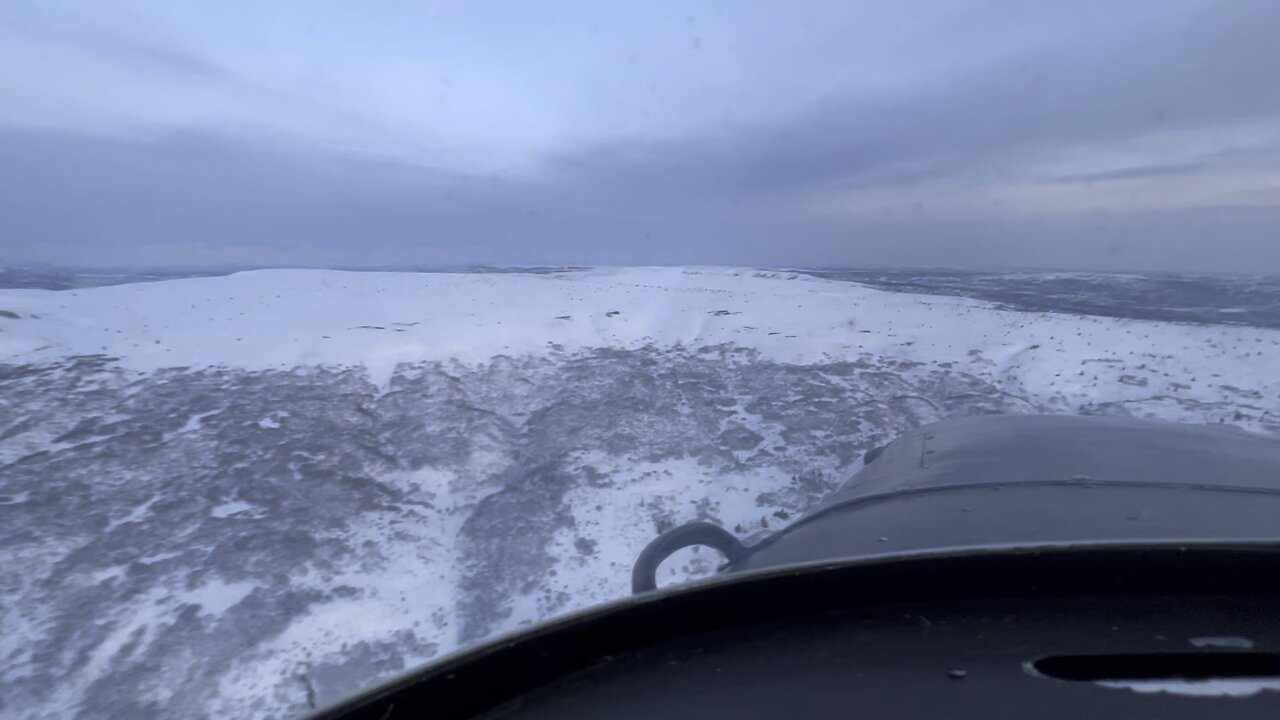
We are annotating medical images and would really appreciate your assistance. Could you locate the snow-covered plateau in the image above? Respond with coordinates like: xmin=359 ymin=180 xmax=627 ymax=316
xmin=1 ymin=266 xmax=1277 ymax=719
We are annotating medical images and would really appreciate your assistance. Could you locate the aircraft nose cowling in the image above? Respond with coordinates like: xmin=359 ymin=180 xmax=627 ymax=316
xmin=635 ymin=414 xmax=1280 ymax=590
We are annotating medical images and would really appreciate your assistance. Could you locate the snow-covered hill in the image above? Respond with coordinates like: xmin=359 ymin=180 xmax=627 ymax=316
xmin=1 ymin=267 xmax=1277 ymax=719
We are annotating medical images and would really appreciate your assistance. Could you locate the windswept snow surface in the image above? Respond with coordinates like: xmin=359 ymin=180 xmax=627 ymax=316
xmin=1 ymin=267 xmax=1278 ymax=719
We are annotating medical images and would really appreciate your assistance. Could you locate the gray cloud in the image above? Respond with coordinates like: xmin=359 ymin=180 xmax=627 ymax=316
xmin=552 ymin=0 xmax=1280 ymax=198
xmin=3 ymin=0 xmax=1280 ymax=273
xmin=1047 ymin=163 xmax=1208 ymax=184
xmin=0 ymin=12 xmax=228 ymax=81
xmin=5 ymin=123 xmax=1280 ymax=273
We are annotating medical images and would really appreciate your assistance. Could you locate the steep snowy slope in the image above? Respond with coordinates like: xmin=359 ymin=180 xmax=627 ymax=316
xmin=1 ymin=267 xmax=1277 ymax=719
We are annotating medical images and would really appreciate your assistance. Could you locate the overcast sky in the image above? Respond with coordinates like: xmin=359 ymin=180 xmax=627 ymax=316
xmin=3 ymin=0 xmax=1280 ymax=271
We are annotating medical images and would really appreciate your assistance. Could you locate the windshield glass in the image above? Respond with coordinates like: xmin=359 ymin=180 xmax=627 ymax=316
xmin=2 ymin=2 xmax=1278 ymax=718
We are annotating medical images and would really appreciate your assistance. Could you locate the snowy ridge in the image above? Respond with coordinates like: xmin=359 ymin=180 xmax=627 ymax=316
xmin=0 ymin=267 xmax=1278 ymax=719
xmin=2 ymin=266 xmax=1276 ymax=425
